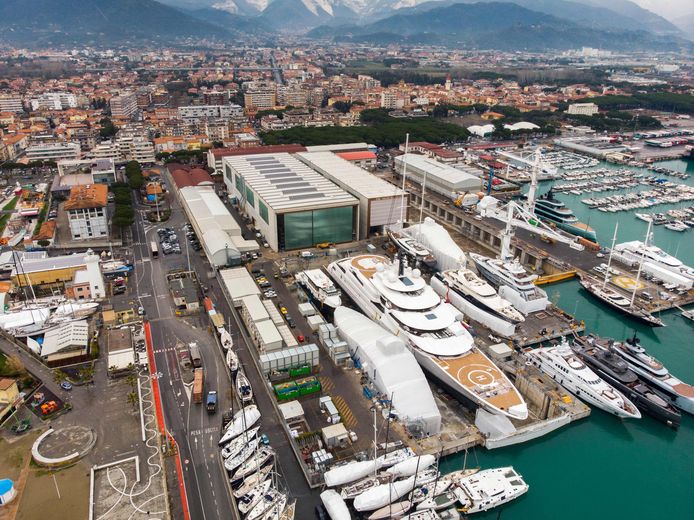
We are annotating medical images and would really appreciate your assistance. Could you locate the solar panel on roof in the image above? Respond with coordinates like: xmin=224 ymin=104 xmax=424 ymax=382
xmin=287 ymin=193 xmax=325 ymax=201
xmin=282 ymin=187 xmax=317 ymax=194
xmin=275 ymin=182 xmax=310 ymax=189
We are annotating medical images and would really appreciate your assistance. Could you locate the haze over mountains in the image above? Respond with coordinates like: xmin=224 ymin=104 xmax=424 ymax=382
xmin=0 ymin=0 xmax=690 ymax=50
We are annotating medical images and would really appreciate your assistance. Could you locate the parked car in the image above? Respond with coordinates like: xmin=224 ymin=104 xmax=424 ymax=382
xmin=60 ymin=381 xmax=72 ymax=391
xmin=137 ymin=306 xmax=145 ymax=316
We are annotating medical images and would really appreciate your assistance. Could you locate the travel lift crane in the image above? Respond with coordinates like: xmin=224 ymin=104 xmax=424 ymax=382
xmin=478 ymin=148 xmax=584 ymax=257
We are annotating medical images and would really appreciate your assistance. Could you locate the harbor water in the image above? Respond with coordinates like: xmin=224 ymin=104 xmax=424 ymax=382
xmin=441 ymin=158 xmax=694 ymax=520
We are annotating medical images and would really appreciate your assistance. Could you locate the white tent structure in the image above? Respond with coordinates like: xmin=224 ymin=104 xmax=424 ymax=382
xmin=402 ymin=217 xmax=467 ymax=271
xmin=334 ymin=306 xmax=441 ymax=436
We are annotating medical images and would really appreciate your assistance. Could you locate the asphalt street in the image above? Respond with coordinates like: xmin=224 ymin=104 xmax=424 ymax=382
xmin=131 ymin=183 xmax=235 ymax=520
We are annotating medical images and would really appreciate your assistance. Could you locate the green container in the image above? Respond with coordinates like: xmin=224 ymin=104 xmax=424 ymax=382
xmin=288 ymin=365 xmax=311 ymax=378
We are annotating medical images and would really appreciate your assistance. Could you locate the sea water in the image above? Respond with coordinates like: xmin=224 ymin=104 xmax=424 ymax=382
xmin=440 ymin=158 xmax=694 ymax=519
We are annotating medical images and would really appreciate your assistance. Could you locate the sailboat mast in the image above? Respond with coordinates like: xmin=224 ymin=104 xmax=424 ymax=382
xmin=602 ymin=222 xmax=619 ymax=290
xmin=399 ymin=133 xmax=409 ymax=227
xmin=372 ymin=406 xmax=378 ymax=477
xmin=630 ymin=220 xmax=651 ymax=307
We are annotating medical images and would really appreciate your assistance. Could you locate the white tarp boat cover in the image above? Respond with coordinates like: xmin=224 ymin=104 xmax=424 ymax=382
xmin=334 ymin=307 xmax=441 ymax=436
xmin=403 ymin=217 xmax=466 ymax=271
xmin=386 ymin=455 xmax=436 ymax=478
xmin=475 ymin=408 xmax=516 ymax=439
xmin=324 ymin=459 xmax=381 ymax=488
xmin=354 ymin=476 xmax=416 ymax=511
xmin=219 ymin=405 xmax=261 ymax=445
xmin=0 ymin=308 xmax=50 ymax=330
xmin=320 ymin=490 xmax=351 ymax=520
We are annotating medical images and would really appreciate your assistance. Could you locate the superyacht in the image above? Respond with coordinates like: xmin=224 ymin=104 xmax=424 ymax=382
xmin=614 ymin=239 xmax=694 ymax=281
xmin=532 ymin=189 xmax=597 ymax=242
xmin=579 ymin=275 xmax=664 ymax=327
xmin=572 ymin=336 xmax=680 ymax=428
xmin=327 ymin=254 xmax=528 ymax=420
xmin=433 ymin=269 xmax=525 ymax=324
xmin=468 ymin=253 xmax=549 ymax=315
xmin=608 ymin=334 xmax=694 ymax=415
xmin=525 ymin=338 xmax=641 ymax=419
xmin=295 ymin=269 xmax=342 ymax=309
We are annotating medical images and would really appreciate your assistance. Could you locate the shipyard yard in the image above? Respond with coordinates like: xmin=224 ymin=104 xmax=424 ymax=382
xmin=1 ymin=141 xmax=694 ymax=520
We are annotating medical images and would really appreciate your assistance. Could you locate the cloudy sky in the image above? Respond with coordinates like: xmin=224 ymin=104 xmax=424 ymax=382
xmin=633 ymin=0 xmax=692 ymax=20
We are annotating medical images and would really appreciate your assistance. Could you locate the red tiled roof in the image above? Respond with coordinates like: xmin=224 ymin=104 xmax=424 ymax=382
xmin=210 ymin=144 xmax=306 ymax=158
xmin=336 ymin=151 xmax=377 ymax=161
xmin=432 ymin=149 xmax=461 ymax=159
xmin=409 ymin=141 xmax=441 ymax=150
xmin=171 ymin=167 xmax=213 ymax=189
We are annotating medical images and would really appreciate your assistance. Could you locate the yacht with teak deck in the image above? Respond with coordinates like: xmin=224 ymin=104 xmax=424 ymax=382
xmin=327 ymin=253 xmax=528 ymax=420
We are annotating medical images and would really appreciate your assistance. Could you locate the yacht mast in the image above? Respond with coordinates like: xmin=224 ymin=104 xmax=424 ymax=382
xmin=602 ymin=222 xmax=619 ymax=290
xmin=630 ymin=220 xmax=651 ymax=308
xmin=418 ymin=163 xmax=427 ymax=243
xmin=500 ymin=202 xmax=516 ymax=262
xmin=399 ymin=133 xmax=409 ymax=227
xmin=525 ymin=148 xmax=542 ymax=214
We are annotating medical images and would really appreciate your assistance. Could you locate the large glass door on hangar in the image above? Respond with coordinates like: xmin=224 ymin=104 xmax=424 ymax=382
xmin=278 ymin=206 xmax=355 ymax=250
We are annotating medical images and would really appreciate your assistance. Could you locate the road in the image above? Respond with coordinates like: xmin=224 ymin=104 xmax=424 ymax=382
xmin=130 ymin=182 xmax=235 ymax=520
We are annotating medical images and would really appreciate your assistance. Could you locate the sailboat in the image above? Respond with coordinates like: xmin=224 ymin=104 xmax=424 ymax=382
xmin=236 ymin=370 xmax=253 ymax=403
xmin=579 ymin=222 xmax=664 ymax=327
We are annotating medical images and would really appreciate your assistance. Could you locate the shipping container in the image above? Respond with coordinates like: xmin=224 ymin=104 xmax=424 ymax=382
xmin=274 ymin=381 xmax=300 ymax=401
xmin=193 ymin=369 xmax=204 ymax=403
xmin=288 ymin=365 xmax=311 ymax=378
xmin=296 ymin=376 xmax=321 ymax=396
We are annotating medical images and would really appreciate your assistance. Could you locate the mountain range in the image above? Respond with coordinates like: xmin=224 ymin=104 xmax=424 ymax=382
xmin=0 ymin=0 xmax=689 ymax=50
xmin=307 ymin=2 xmax=689 ymax=51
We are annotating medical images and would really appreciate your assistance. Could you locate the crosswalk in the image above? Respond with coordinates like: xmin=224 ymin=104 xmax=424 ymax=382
xmin=152 ymin=347 xmax=178 ymax=354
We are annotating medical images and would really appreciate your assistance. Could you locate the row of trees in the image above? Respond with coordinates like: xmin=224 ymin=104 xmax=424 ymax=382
xmin=112 ymin=182 xmax=135 ymax=230
xmin=260 ymin=109 xmax=470 ymax=148
xmin=578 ymin=92 xmax=694 ymax=115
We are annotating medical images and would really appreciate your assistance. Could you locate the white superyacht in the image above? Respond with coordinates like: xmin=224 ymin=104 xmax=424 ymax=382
xmin=327 ymin=254 xmax=528 ymax=421
xmin=434 ymin=269 xmax=525 ymax=324
xmin=468 ymin=253 xmax=549 ymax=315
xmin=295 ymin=269 xmax=342 ymax=309
xmin=525 ymin=338 xmax=641 ymax=419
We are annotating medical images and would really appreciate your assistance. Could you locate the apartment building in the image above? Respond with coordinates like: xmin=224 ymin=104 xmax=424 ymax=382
xmin=92 ymin=135 xmax=155 ymax=164
xmin=380 ymin=91 xmax=404 ymax=109
xmin=110 ymin=92 xmax=138 ymax=118
xmin=177 ymin=104 xmax=244 ymax=123
xmin=65 ymin=184 xmax=109 ymax=240
xmin=567 ymin=103 xmax=599 ymax=116
xmin=244 ymin=89 xmax=277 ymax=109
xmin=277 ymin=86 xmax=308 ymax=108
xmin=29 ymin=92 xmax=77 ymax=111
xmin=64 ymin=184 xmax=108 ymax=240
xmin=26 ymin=141 xmax=81 ymax=161
xmin=0 ymin=96 xmax=23 ymax=113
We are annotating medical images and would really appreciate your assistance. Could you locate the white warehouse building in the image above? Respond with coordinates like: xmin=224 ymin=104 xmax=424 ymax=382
xmin=223 ymin=153 xmax=359 ymax=251
xmin=296 ymin=151 xmax=406 ymax=238
xmin=179 ymin=186 xmax=258 ymax=267
xmin=394 ymin=154 xmax=482 ymax=200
